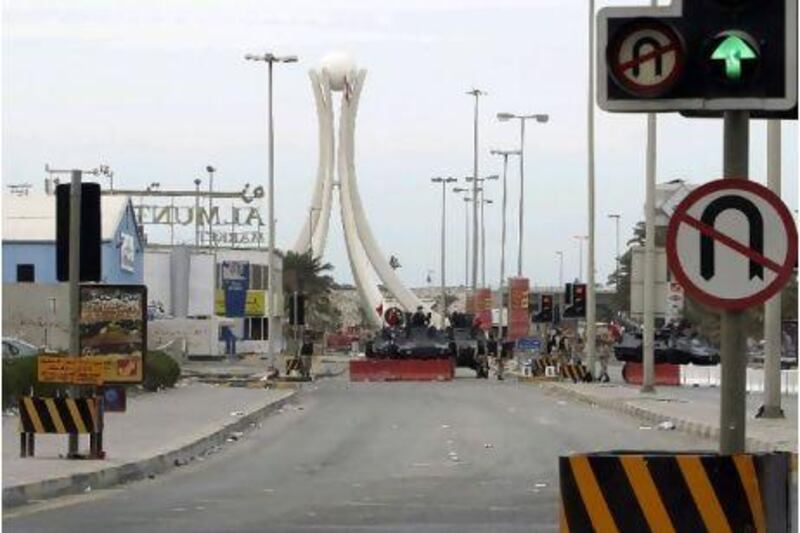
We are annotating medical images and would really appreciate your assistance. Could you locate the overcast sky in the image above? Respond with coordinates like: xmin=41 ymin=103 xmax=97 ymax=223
xmin=3 ymin=0 xmax=797 ymax=289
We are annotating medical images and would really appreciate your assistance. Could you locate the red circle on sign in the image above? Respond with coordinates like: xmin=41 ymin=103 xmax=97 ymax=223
xmin=666 ymin=179 xmax=798 ymax=311
xmin=608 ymin=19 xmax=686 ymax=98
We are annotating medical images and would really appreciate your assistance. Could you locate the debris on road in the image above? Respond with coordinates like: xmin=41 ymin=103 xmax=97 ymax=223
xmin=658 ymin=420 xmax=676 ymax=430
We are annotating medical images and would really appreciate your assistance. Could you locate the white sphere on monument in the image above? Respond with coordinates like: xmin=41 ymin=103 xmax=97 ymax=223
xmin=320 ymin=52 xmax=356 ymax=92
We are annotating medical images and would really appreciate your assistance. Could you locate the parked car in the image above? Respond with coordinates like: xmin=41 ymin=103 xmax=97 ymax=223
xmin=2 ymin=337 xmax=41 ymax=359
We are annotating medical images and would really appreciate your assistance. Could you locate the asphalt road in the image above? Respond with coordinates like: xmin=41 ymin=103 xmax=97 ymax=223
xmin=5 ymin=373 xmax=713 ymax=533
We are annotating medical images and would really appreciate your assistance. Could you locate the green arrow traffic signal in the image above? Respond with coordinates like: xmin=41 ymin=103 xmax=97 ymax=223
xmin=711 ymin=34 xmax=757 ymax=81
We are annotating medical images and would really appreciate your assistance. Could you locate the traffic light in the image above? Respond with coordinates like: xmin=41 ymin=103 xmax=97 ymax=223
xmin=564 ymin=283 xmax=573 ymax=307
xmin=598 ymin=0 xmax=797 ymax=115
xmin=56 ymin=183 xmax=102 ymax=282
xmin=533 ymin=294 xmax=554 ymax=323
xmin=563 ymin=284 xmax=587 ymax=319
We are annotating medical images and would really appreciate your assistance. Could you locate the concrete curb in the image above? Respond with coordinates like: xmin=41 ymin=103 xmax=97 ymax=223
xmin=538 ymin=382 xmax=782 ymax=452
xmin=3 ymin=390 xmax=299 ymax=508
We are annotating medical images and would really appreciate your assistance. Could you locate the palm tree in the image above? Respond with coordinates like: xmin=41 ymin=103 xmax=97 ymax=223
xmin=282 ymin=251 xmax=341 ymax=330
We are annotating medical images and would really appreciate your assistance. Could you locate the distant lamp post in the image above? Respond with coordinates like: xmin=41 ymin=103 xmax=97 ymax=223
xmin=206 ymin=166 xmax=216 ymax=247
xmin=432 ymin=177 xmax=458 ymax=323
xmin=453 ymin=187 xmax=473 ymax=286
xmin=556 ymin=251 xmax=564 ymax=287
xmin=466 ymin=174 xmax=499 ymax=287
xmin=573 ymin=235 xmax=588 ymax=282
xmin=607 ymin=213 xmax=621 ymax=290
xmin=497 ymin=112 xmax=549 ymax=277
xmin=245 ymin=51 xmax=298 ymax=367
xmin=194 ymin=179 xmax=202 ymax=246
xmin=466 ymin=88 xmax=487 ymax=290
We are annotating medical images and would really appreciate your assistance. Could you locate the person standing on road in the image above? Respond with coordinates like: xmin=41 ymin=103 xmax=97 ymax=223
xmin=597 ymin=331 xmax=611 ymax=382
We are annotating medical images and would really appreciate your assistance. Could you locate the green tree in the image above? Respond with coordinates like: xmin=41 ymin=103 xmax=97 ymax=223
xmin=282 ymin=251 xmax=341 ymax=331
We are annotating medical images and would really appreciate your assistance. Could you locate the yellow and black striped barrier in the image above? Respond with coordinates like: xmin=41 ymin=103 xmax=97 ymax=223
xmin=18 ymin=397 xmax=103 ymax=458
xmin=560 ymin=363 xmax=591 ymax=383
xmin=532 ymin=357 xmax=559 ymax=376
xmin=559 ymin=451 xmax=791 ymax=532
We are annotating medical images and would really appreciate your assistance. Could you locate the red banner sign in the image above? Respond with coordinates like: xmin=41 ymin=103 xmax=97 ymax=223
xmin=507 ymin=277 xmax=530 ymax=340
xmin=474 ymin=288 xmax=493 ymax=331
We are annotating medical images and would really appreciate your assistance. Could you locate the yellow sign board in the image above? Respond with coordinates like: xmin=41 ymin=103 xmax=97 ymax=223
xmin=38 ymin=356 xmax=105 ymax=385
xmin=246 ymin=291 xmax=266 ymax=316
xmin=215 ymin=289 xmax=225 ymax=315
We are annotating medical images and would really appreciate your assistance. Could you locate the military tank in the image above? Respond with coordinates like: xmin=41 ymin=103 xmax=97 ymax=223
xmin=365 ymin=307 xmax=451 ymax=360
xmin=446 ymin=312 xmax=489 ymax=378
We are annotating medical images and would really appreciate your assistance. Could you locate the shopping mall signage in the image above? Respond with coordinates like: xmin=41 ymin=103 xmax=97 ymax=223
xmin=133 ymin=205 xmax=265 ymax=227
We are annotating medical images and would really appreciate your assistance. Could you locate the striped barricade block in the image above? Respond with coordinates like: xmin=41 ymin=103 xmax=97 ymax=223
xmin=532 ymin=357 xmax=559 ymax=376
xmin=560 ymin=363 xmax=591 ymax=383
xmin=18 ymin=397 xmax=103 ymax=458
xmin=559 ymin=451 xmax=791 ymax=532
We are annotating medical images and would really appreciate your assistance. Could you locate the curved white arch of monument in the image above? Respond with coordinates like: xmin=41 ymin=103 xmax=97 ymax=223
xmin=293 ymin=71 xmax=334 ymax=257
xmin=339 ymin=70 xmax=437 ymax=322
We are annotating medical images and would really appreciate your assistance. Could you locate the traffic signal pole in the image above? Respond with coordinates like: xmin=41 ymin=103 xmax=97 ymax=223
xmin=68 ymin=169 xmax=82 ymax=457
xmin=641 ymin=112 xmax=657 ymax=394
xmin=719 ymin=110 xmax=749 ymax=454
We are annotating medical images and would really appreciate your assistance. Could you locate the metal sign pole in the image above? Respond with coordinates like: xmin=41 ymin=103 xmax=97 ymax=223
xmin=719 ymin=110 xmax=750 ymax=454
xmin=68 ymin=169 xmax=82 ymax=457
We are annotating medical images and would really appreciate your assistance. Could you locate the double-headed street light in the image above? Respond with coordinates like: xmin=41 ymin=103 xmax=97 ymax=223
xmin=453 ymin=187 xmax=475 ymax=286
xmin=245 ymin=51 xmax=298 ymax=367
xmin=496 ymin=112 xmax=549 ymax=278
xmin=431 ymin=177 xmax=458 ymax=323
xmin=466 ymin=174 xmax=499 ymax=287
xmin=490 ymin=149 xmax=521 ymax=333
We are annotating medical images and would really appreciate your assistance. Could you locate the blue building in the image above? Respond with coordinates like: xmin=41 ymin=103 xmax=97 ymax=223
xmin=2 ymin=195 xmax=144 ymax=284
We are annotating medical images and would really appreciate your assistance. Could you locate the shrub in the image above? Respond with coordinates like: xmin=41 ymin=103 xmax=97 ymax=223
xmin=143 ymin=351 xmax=181 ymax=391
xmin=2 ymin=357 xmax=64 ymax=409
xmin=1 ymin=351 xmax=181 ymax=408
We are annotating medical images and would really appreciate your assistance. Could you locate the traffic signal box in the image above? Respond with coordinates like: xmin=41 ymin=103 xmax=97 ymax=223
xmin=598 ymin=0 xmax=797 ymax=115
xmin=562 ymin=284 xmax=587 ymax=319
xmin=56 ymin=183 xmax=102 ymax=282
xmin=532 ymin=294 xmax=554 ymax=323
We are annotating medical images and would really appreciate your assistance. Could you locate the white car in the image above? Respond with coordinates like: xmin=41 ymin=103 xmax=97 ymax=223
xmin=2 ymin=338 xmax=41 ymax=359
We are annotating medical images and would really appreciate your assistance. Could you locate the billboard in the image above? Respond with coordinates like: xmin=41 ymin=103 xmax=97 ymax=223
xmin=507 ymin=277 xmax=530 ymax=340
xmin=80 ymin=284 xmax=146 ymax=384
xmin=221 ymin=261 xmax=250 ymax=317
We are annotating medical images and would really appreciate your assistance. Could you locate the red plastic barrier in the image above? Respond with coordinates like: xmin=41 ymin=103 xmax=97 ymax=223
xmin=621 ymin=362 xmax=680 ymax=386
xmin=349 ymin=359 xmax=454 ymax=382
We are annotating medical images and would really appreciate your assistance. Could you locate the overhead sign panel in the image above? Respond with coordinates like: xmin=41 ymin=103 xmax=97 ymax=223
xmin=598 ymin=0 xmax=798 ymax=113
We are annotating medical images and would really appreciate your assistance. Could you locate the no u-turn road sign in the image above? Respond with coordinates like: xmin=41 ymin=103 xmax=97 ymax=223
xmin=667 ymin=179 xmax=797 ymax=311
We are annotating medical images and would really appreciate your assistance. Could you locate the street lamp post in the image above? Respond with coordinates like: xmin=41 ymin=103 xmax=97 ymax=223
xmin=466 ymin=174 xmax=499 ymax=287
xmin=586 ymin=0 xmax=598 ymax=379
xmin=556 ymin=251 xmax=564 ymax=287
xmin=607 ymin=214 xmax=621 ymax=290
xmin=574 ymin=235 xmax=588 ymax=282
xmin=207 ymin=166 xmax=216 ymax=248
xmin=496 ymin=112 xmax=549 ymax=277
xmin=194 ymin=179 xmax=202 ymax=246
xmin=245 ymin=51 xmax=298 ymax=368
xmin=467 ymin=89 xmax=486 ymax=290
xmin=490 ymin=149 xmax=520 ymax=333
xmin=432 ymin=177 xmax=458 ymax=323
xmin=453 ymin=188 xmax=472 ymax=287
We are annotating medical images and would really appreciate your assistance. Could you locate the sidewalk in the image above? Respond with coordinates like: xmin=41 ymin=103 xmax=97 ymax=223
xmin=538 ymin=379 xmax=797 ymax=452
xmin=3 ymin=383 xmax=296 ymax=507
